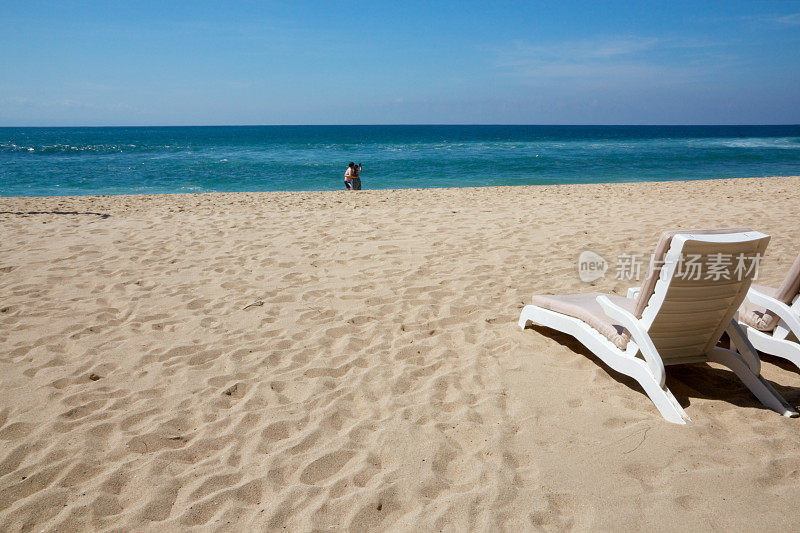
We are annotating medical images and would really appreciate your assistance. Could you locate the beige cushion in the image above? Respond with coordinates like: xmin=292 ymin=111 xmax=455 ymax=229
xmin=530 ymin=293 xmax=636 ymax=350
xmin=739 ymin=284 xmax=781 ymax=331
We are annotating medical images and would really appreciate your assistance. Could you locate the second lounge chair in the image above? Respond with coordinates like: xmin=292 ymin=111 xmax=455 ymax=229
xmin=518 ymin=228 xmax=798 ymax=424
xmin=737 ymin=253 xmax=800 ymax=369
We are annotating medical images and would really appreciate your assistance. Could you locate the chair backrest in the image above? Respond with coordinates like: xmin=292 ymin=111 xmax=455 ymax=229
xmin=773 ymin=253 xmax=800 ymax=304
xmin=633 ymin=229 xmax=770 ymax=361
xmin=761 ymin=252 xmax=800 ymax=326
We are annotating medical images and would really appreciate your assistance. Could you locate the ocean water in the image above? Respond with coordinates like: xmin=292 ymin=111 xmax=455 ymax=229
xmin=1 ymin=125 xmax=799 ymax=196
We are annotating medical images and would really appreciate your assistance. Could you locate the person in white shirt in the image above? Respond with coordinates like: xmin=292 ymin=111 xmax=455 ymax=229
xmin=344 ymin=162 xmax=355 ymax=190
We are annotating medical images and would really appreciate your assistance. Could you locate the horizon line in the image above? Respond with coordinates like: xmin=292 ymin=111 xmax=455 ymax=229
xmin=2 ymin=123 xmax=800 ymax=128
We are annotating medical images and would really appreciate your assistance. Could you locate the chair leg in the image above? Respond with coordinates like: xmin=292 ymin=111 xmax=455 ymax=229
xmin=518 ymin=305 xmax=539 ymax=330
xmin=636 ymin=375 xmax=691 ymax=424
xmin=708 ymin=347 xmax=799 ymax=418
xmin=726 ymin=320 xmax=759 ymax=373
xmin=616 ymin=360 xmax=689 ymax=424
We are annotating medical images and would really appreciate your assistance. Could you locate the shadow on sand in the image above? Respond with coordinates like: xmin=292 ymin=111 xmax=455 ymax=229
xmin=526 ymin=324 xmax=800 ymax=414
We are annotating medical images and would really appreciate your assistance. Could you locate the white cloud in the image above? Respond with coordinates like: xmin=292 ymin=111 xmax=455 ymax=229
xmin=493 ymin=36 xmax=658 ymax=67
xmin=487 ymin=36 xmax=732 ymax=87
xmin=708 ymin=11 xmax=800 ymax=27
xmin=775 ymin=12 xmax=800 ymax=25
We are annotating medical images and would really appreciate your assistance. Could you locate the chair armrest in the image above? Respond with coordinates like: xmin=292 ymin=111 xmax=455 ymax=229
xmin=597 ymin=295 xmax=666 ymax=387
xmin=747 ymin=288 xmax=800 ymax=336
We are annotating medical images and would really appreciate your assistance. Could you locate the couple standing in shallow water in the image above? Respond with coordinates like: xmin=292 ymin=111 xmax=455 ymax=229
xmin=344 ymin=162 xmax=362 ymax=190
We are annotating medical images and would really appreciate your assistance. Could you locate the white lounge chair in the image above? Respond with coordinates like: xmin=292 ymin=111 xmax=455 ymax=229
xmin=736 ymin=253 xmax=800 ymax=369
xmin=518 ymin=229 xmax=798 ymax=424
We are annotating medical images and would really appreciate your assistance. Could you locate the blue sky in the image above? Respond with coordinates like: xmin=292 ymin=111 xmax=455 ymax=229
xmin=1 ymin=1 xmax=799 ymax=125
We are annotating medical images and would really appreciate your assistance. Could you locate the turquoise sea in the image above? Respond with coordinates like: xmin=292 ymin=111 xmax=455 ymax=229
xmin=1 ymin=125 xmax=799 ymax=196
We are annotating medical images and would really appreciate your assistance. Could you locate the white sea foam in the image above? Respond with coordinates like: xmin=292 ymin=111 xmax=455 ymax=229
xmin=710 ymin=138 xmax=800 ymax=149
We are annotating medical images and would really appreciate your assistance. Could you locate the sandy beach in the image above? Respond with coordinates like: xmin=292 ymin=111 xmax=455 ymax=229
xmin=2 ymin=175 xmax=800 ymax=530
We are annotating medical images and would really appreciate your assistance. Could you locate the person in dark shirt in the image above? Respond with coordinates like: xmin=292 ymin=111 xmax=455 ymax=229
xmin=351 ymin=163 xmax=362 ymax=190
